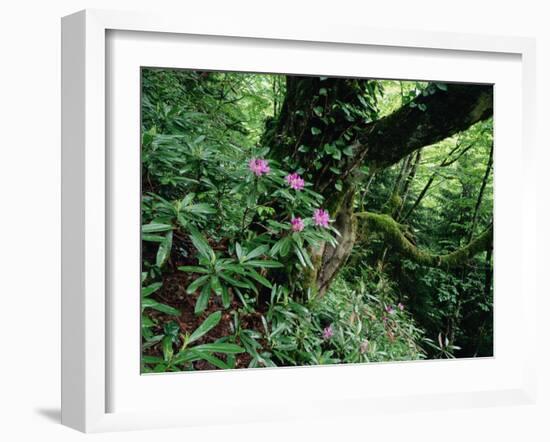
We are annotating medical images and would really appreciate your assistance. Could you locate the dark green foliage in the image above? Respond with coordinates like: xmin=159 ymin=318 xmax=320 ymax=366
xmin=140 ymin=69 xmax=493 ymax=371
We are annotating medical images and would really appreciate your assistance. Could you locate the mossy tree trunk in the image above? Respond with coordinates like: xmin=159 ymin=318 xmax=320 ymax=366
xmin=262 ymin=76 xmax=493 ymax=295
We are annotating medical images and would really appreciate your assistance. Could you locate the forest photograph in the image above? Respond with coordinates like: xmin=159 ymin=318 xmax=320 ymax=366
xmin=140 ymin=68 xmax=493 ymax=373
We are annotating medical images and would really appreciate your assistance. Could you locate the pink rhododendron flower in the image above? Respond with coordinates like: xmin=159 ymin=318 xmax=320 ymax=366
xmin=313 ymin=208 xmax=330 ymax=228
xmin=290 ymin=217 xmax=305 ymax=232
xmin=385 ymin=305 xmax=396 ymax=315
xmin=398 ymin=302 xmax=404 ymax=311
xmin=322 ymin=325 xmax=334 ymax=340
xmin=248 ymin=158 xmax=270 ymax=176
xmin=285 ymin=172 xmax=305 ymax=190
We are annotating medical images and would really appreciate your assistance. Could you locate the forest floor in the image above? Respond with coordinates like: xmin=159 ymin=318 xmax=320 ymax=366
xmin=142 ymin=234 xmax=266 ymax=370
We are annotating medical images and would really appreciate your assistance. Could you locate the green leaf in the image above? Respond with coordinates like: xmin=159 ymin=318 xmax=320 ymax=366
xmin=221 ymin=284 xmax=230 ymax=308
xmin=141 ymin=282 xmax=162 ymax=298
xmin=142 ymin=355 xmax=163 ymax=364
xmin=142 ymin=334 xmax=163 ymax=350
xmin=156 ymin=231 xmax=172 ymax=268
xmin=188 ymin=311 xmax=221 ymax=344
xmin=163 ymin=321 xmax=180 ymax=339
xmin=152 ymin=363 xmax=168 ymax=372
xmin=313 ymin=106 xmax=323 ymax=117
xmin=187 ymin=203 xmax=217 ymax=215
xmin=210 ymin=275 xmax=222 ymax=295
xmin=294 ymin=245 xmax=307 ymax=268
xmin=142 ymin=234 xmax=165 ymax=242
xmin=246 ymin=191 xmax=256 ymax=208
xmin=141 ymin=315 xmax=156 ymax=328
xmin=343 ymin=146 xmax=354 ymax=156
xmin=191 ymin=343 xmax=244 ymax=354
xmin=194 ymin=135 xmax=206 ymax=144
xmin=142 ymin=298 xmax=180 ymax=316
xmin=188 ymin=226 xmax=214 ymax=261
xmin=189 ymin=350 xmax=230 ymax=369
xmin=246 ymin=269 xmax=272 ymax=288
xmin=222 ymin=263 xmax=247 ymax=276
xmin=218 ymin=272 xmax=253 ymax=289
xmin=226 ymin=354 xmax=237 ymax=368
xmin=245 ymin=259 xmax=283 ymax=268
xmin=162 ymin=336 xmax=174 ymax=362
xmin=230 ymin=183 xmax=246 ymax=195
xmin=186 ymin=274 xmax=210 ymax=294
xmin=269 ymin=237 xmax=287 ymax=256
xmin=177 ymin=266 xmax=209 ymax=274
xmin=172 ymin=349 xmax=202 ymax=365
xmin=194 ymin=284 xmax=211 ymax=314
xmin=244 ymin=244 xmax=269 ymax=261
xmin=267 ymin=220 xmax=290 ymax=231
xmin=311 ymin=127 xmax=322 ymax=136
xmin=319 ymin=87 xmax=328 ymax=96
xmin=279 ymin=237 xmax=292 ymax=257
xmin=293 ymin=245 xmax=313 ymax=269
xmin=235 ymin=242 xmax=243 ymax=261
xmin=142 ymin=222 xmax=172 ymax=233
xmin=324 ymin=143 xmax=335 ymax=154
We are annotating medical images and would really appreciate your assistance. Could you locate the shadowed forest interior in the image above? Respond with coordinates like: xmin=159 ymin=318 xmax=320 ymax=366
xmin=140 ymin=69 xmax=493 ymax=372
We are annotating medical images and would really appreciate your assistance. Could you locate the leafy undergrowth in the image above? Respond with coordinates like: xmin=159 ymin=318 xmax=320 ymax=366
xmin=142 ymin=246 xmax=427 ymax=372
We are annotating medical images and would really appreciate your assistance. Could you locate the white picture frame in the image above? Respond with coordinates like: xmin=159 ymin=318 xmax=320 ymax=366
xmin=61 ymin=9 xmax=537 ymax=433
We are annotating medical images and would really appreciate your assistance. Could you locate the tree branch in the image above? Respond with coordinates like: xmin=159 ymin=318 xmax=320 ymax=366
xmin=401 ymin=140 xmax=476 ymax=221
xmin=355 ymin=212 xmax=492 ymax=269
xmin=357 ymin=84 xmax=493 ymax=170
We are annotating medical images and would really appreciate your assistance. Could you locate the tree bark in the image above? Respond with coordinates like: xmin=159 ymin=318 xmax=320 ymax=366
xmin=356 ymin=84 xmax=493 ymax=170
xmin=467 ymin=143 xmax=494 ymax=242
xmin=396 ymin=149 xmax=422 ymax=219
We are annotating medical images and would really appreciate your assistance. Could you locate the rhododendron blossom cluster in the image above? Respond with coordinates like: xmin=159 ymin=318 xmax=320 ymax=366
xmin=322 ymin=325 xmax=334 ymax=340
xmin=290 ymin=217 xmax=305 ymax=232
xmin=285 ymin=172 xmax=305 ymax=191
xmin=248 ymin=158 xmax=270 ymax=176
xmin=246 ymin=159 xmax=331 ymax=234
xmin=313 ymin=208 xmax=330 ymax=228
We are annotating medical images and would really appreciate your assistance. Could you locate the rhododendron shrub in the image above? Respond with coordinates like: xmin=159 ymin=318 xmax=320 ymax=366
xmin=231 ymin=152 xmax=341 ymax=286
xmin=243 ymin=157 xmax=339 ymax=278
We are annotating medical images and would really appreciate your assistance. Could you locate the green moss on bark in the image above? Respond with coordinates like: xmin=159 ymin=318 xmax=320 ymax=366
xmin=355 ymin=212 xmax=492 ymax=269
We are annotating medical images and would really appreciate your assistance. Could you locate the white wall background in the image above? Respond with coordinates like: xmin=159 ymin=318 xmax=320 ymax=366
xmin=0 ymin=1 xmax=548 ymax=440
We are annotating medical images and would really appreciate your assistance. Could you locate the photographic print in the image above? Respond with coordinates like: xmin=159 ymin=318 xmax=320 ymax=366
xmin=140 ymin=69 xmax=493 ymax=373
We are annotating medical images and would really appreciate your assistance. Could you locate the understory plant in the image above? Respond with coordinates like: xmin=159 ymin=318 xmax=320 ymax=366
xmin=142 ymin=311 xmax=244 ymax=372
